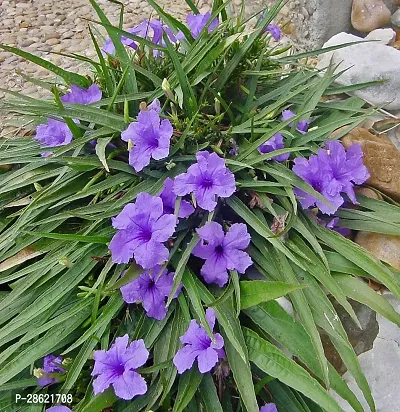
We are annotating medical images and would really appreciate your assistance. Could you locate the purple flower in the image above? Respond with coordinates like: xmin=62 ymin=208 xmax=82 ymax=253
xmin=173 ymin=151 xmax=236 ymax=212
xmin=121 ymin=106 xmax=173 ymax=172
xmin=318 ymin=141 xmax=370 ymax=204
xmin=266 ymin=24 xmax=281 ymax=41
xmin=173 ymin=308 xmax=225 ymax=374
xmin=148 ymin=98 xmax=161 ymax=113
xmin=46 ymin=407 xmax=72 ymax=412
xmin=109 ymin=192 xmax=177 ymax=268
xmin=35 ymin=119 xmax=73 ymax=156
xmin=120 ymin=265 xmax=181 ymax=320
xmin=293 ymin=141 xmax=369 ymax=215
xmin=192 ymin=222 xmax=252 ymax=287
xmin=61 ymin=84 xmax=102 ymax=105
xmin=37 ymin=355 xmax=65 ymax=387
xmin=326 ymin=217 xmax=351 ymax=237
xmin=102 ymin=20 xmax=177 ymax=56
xmin=281 ymin=110 xmax=309 ymax=134
xmin=260 ymin=403 xmax=278 ymax=412
xmin=258 ymin=133 xmax=290 ymax=162
xmin=185 ymin=12 xmax=218 ymax=39
xmin=159 ymin=178 xmax=194 ymax=218
xmin=92 ymin=335 xmax=148 ymax=400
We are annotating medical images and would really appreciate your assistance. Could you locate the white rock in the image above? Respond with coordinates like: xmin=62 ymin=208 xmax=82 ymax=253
xmin=331 ymin=293 xmax=400 ymax=411
xmin=365 ymin=28 xmax=396 ymax=45
xmin=317 ymin=32 xmax=400 ymax=110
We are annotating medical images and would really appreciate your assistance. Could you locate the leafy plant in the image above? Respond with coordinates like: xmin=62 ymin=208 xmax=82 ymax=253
xmin=0 ymin=1 xmax=399 ymax=411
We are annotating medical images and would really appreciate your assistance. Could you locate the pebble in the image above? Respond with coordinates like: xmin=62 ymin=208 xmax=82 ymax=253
xmin=351 ymin=0 xmax=391 ymax=33
xmin=365 ymin=28 xmax=396 ymax=44
xmin=391 ymin=8 xmax=400 ymax=27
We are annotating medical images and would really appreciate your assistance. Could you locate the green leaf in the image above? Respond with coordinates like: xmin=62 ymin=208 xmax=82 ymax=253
xmin=173 ymin=368 xmax=203 ymax=412
xmin=198 ymin=373 xmax=223 ymax=411
xmin=95 ymin=136 xmax=114 ymax=172
xmin=0 ymin=44 xmax=90 ymax=88
xmin=24 ymin=232 xmax=110 ymax=244
xmin=240 ymin=280 xmax=304 ymax=310
xmin=333 ymin=274 xmax=400 ymax=327
xmin=79 ymin=388 xmax=118 ymax=412
xmin=244 ymin=328 xmax=342 ymax=412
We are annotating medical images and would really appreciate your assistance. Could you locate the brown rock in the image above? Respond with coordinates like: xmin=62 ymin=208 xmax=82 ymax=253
xmin=351 ymin=0 xmax=391 ymax=33
xmin=342 ymin=127 xmax=400 ymax=199
xmin=355 ymin=232 xmax=400 ymax=269
xmin=355 ymin=186 xmax=383 ymax=200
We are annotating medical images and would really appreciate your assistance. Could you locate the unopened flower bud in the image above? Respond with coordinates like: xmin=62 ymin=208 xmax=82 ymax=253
xmin=162 ymin=78 xmax=175 ymax=101
xmin=214 ymin=92 xmax=221 ymax=116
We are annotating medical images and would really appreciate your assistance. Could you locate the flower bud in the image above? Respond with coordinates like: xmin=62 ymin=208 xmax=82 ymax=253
xmin=162 ymin=78 xmax=175 ymax=101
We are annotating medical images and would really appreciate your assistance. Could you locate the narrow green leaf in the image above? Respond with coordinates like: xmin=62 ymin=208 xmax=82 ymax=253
xmin=173 ymin=368 xmax=203 ymax=412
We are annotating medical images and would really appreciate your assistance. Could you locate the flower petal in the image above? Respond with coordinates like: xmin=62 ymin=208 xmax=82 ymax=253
xmin=197 ymin=347 xmax=219 ymax=373
xmin=123 ymin=339 xmax=149 ymax=370
xmin=173 ymin=345 xmax=201 ymax=374
xmin=112 ymin=370 xmax=147 ymax=400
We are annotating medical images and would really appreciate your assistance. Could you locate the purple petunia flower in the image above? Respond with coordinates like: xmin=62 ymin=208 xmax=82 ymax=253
xmin=192 ymin=222 xmax=252 ymax=287
xmin=61 ymin=84 xmax=102 ymax=105
xmin=266 ymin=24 xmax=281 ymax=41
xmin=159 ymin=178 xmax=194 ymax=218
xmin=281 ymin=110 xmax=309 ymax=134
xmin=46 ymin=407 xmax=72 ymax=412
xmin=293 ymin=141 xmax=369 ymax=215
xmin=173 ymin=308 xmax=225 ymax=374
xmin=184 ymin=12 xmax=218 ymax=39
xmin=121 ymin=104 xmax=173 ymax=172
xmin=173 ymin=151 xmax=236 ymax=212
xmin=92 ymin=335 xmax=148 ymax=400
xmin=109 ymin=193 xmax=176 ymax=268
xmin=37 ymin=355 xmax=65 ymax=387
xmin=120 ymin=265 xmax=181 ymax=320
xmin=258 ymin=133 xmax=289 ymax=162
xmin=260 ymin=403 xmax=278 ymax=412
xmin=35 ymin=119 xmax=73 ymax=157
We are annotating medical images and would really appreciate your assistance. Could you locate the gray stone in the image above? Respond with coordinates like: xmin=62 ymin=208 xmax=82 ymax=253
xmin=331 ymin=294 xmax=400 ymax=411
xmin=365 ymin=27 xmax=396 ymax=44
xmin=391 ymin=8 xmax=400 ymax=27
xmin=317 ymin=32 xmax=400 ymax=110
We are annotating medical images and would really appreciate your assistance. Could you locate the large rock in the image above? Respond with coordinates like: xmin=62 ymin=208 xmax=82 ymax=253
xmin=351 ymin=0 xmax=391 ymax=32
xmin=332 ymin=294 xmax=400 ymax=411
xmin=342 ymin=127 xmax=400 ymax=199
xmin=355 ymin=232 xmax=400 ymax=269
xmin=317 ymin=32 xmax=400 ymax=110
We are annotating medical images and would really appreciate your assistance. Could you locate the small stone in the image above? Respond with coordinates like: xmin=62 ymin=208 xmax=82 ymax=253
xmin=46 ymin=38 xmax=60 ymax=46
xmin=391 ymin=8 xmax=400 ymax=27
xmin=365 ymin=27 xmax=396 ymax=44
xmin=20 ymin=39 xmax=35 ymax=47
xmin=355 ymin=232 xmax=400 ymax=269
xmin=351 ymin=0 xmax=391 ymax=32
xmin=342 ymin=127 xmax=400 ymax=199
xmin=355 ymin=186 xmax=383 ymax=200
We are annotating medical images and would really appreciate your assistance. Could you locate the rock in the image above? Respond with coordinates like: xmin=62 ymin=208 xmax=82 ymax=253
xmin=365 ymin=27 xmax=396 ymax=43
xmin=391 ymin=8 xmax=400 ymax=27
xmin=331 ymin=294 xmax=400 ymax=411
xmin=355 ymin=186 xmax=383 ymax=199
xmin=351 ymin=0 xmax=391 ymax=32
xmin=317 ymin=32 xmax=400 ymax=110
xmin=342 ymin=127 xmax=400 ymax=199
xmin=355 ymin=232 xmax=400 ymax=269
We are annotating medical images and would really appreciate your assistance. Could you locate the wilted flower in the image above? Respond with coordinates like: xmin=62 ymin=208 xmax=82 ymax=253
xmin=260 ymin=403 xmax=278 ymax=412
xmin=159 ymin=178 xmax=194 ymax=218
xmin=173 ymin=151 xmax=236 ymax=212
xmin=36 ymin=355 xmax=65 ymax=386
xmin=35 ymin=119 xmax=73 ymax=157
xmin=266 ymin=24 xmax=281 ymax=41
xmin=46 ymin=407 xmax=72 ymax=412
xmin=92 ymin=335 xmax=148 ymax=400
xmin=173 ymin=308 xmax=225 ymax=374
xmin=192 ymin=222 xmax=252 ymax=287
xmin=61 ymin=84 xmax=102 ymax=105
xmin=121 ymin=103 xmax=173 ymax=172
xmin=109 ymin=193 xmax=176 ymax=267
xmin=293 ymin=141 xmax=369 ymax=215
xmin=120 ymin=265 xmax=181 ymax=320
xmin=258 ymin=133 xmax=290 ymax=162
xmin=281 ymin=109 xmax=309 ymax=134
xmin=184 ymin=12 xmax=218 ymax=39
